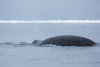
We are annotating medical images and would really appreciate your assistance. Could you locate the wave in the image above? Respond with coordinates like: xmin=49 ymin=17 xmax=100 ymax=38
xmin=0 ymin=41 xmax=100 ymax=47
xmin=0 ymin=42 xmax=32 ymax=45
xmin=0 ymin=40 xmax=42 ymax=46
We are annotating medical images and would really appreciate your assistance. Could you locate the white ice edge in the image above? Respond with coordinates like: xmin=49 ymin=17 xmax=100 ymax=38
xmin=0 ymin=20 xmax=100 ymax=23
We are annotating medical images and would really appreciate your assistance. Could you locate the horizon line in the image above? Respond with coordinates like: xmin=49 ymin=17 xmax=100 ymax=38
xmin=0 ymin=20 xmax=100 ymax=23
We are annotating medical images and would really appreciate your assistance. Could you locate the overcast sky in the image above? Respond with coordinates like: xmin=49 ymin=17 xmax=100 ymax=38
xmin=0 ymin=23 xmax=100 ymax=42
xmin=0 ymin=0 xmax=100 ymax=43
xmin=0 ymin=0 xmax=100 ymax=20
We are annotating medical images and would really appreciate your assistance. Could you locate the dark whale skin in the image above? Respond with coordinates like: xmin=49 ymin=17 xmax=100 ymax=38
xmin=40 ymin=35 xmax=96 ymax=46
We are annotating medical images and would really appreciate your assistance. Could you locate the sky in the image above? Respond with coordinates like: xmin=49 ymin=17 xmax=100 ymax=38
xmin=0 ymin=0 xmax=100 ymax=43
xmin=0 ymin=0 xmax=100 ymax=20
xmin=0 ymin=23 xmax=100 ymax=42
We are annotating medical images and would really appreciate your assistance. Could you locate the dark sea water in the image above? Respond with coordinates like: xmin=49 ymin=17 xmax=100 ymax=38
xmin=0 ymin=42 xmax=100 ymax=67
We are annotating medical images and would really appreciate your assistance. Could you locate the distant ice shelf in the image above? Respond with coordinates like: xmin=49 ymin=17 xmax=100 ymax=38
xmin=0 ymin=20 xmax=100 ymax=23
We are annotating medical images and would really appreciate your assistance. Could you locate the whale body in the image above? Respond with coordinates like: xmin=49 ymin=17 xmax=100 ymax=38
xmin=40 ymin=35 xmax=96 ymax=46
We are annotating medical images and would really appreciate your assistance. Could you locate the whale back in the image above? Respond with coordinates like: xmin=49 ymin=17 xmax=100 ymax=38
xmin=40 ymin=35 xmax=96 ymax=46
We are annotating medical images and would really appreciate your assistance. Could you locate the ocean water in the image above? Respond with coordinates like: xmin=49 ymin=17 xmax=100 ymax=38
xmin=0 ymin=42 xmax=100 ymax=67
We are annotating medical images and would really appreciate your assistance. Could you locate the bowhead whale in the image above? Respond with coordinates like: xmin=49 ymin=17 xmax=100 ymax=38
xmin=40 ymin=35 xmax=96 ymax=46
